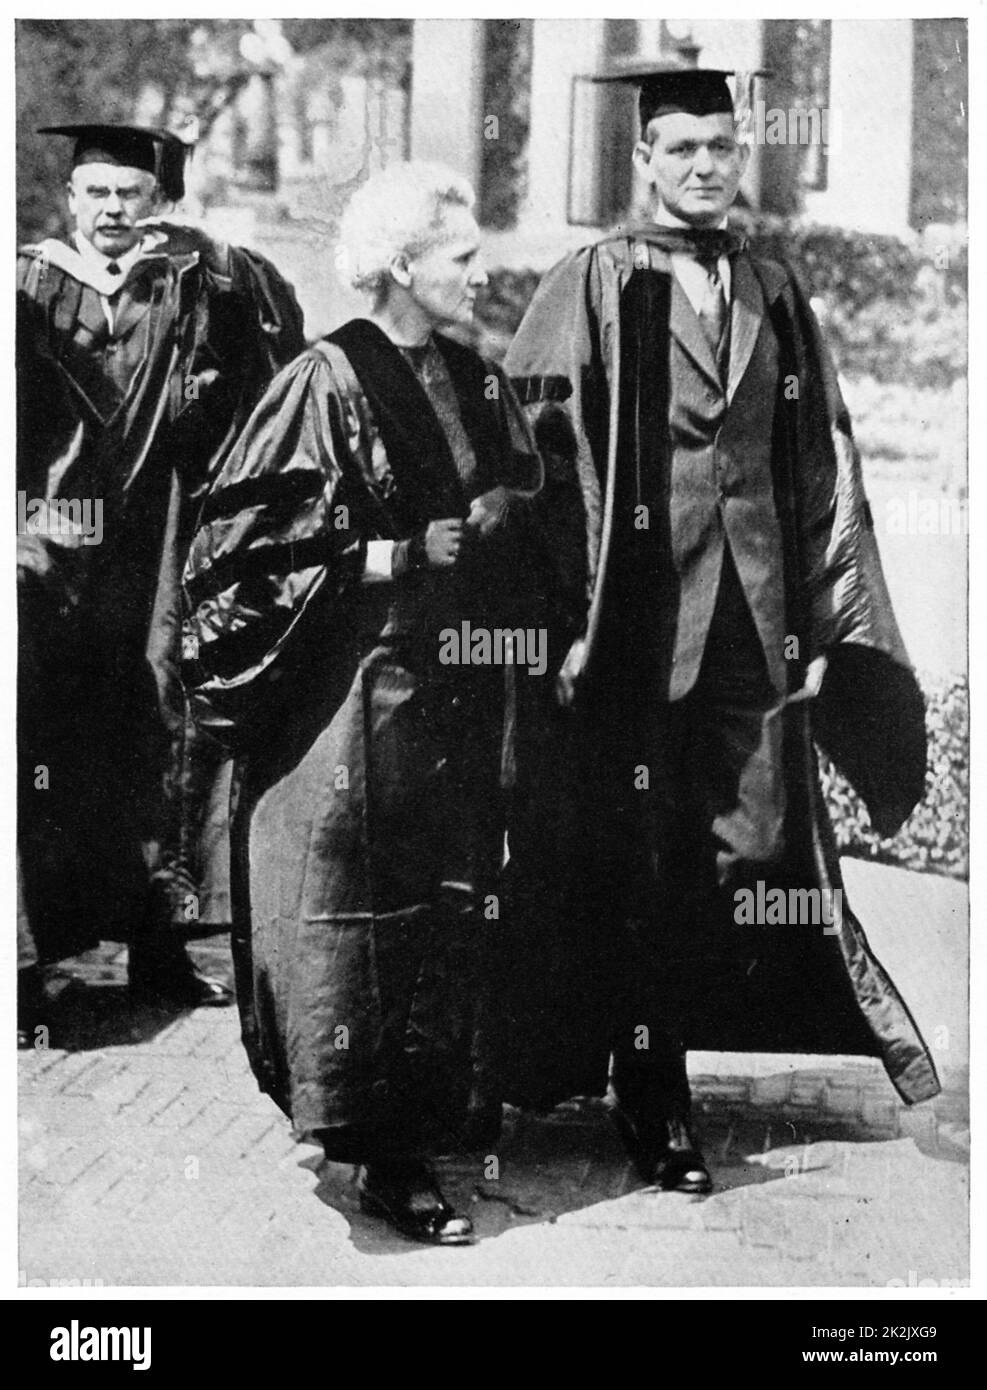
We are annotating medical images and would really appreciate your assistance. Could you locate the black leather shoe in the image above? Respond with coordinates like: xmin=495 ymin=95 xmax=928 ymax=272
xmin=18 ymin=966 xmax=49 ymax=1049
xmin=128 ymin=945 xmax=233 ymax=1008
xmin=609 ymin=1103 xmax=712 ymax=1194
xmin=652 ymin=1119 xmax=713 ymax=1195
xmin=357 ymin=1162 xmax=474 ymax=1245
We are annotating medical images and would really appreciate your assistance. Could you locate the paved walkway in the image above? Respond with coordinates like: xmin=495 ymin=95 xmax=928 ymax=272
xmin=19 ymin=860 xmax=968 ymax=1289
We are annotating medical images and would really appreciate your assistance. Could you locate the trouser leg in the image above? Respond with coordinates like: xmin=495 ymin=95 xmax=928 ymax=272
xmin=609 ymin=918 xmax=696 ymax=1145
xmin=610 ymin=557 xmax=788 ymax=1119
xmin=607 ymin=696 xmax=697 ymax=1130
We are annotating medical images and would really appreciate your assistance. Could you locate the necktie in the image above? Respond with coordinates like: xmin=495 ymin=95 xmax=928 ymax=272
xmin=644 ymin=226 xmax=740 ymax=374
xmin=696 ymin=252 xmax=728 ymax=358
xmin=106 ymin=260 xmax=122 ymax=277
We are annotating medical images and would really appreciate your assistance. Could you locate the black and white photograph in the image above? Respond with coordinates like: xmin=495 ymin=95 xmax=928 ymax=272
xmin=12 ymin=8 xmax=974 ymax=1303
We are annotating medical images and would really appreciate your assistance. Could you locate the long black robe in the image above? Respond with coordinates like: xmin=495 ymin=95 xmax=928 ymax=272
xmin=503 ymin=226 xmax=940 ymax=1108
xmin=183 ymin=322 xmax=547 ymax=1149
xmin=17 ymin=234 xmax=305 ymax=966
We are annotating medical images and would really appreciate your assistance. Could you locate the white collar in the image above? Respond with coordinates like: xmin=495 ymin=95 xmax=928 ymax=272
xmin=652 ymin=207 xmax=730 ymax=232
xmin=73 ymin=231 xmax=144 ymax=289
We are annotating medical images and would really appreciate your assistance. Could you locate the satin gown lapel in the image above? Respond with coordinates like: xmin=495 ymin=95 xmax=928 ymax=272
xmin=327 ymin=319 xmax=467 ymax=530
xmin=111 ymin=269 xmax=156 ymax=340
xmin=51 ymin=285 xmax=119 ymax=424
xmin=726 ymin=255 xmax=767 ymax=405
xmin=51 ymin=270 xmax=159 ymax=426
xmin=73 ymin=285 xmax=107 ymax=338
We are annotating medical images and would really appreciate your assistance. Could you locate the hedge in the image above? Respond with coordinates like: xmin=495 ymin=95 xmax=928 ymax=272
xmin=820 ymin=674 xmax=968 ymax=881
xmin=473 ymin=222 xmax=966 ymax=389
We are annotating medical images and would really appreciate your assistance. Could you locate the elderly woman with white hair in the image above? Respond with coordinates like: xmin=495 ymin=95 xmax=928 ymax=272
xmin=182 ymin=161 xmax=550 ymax=1245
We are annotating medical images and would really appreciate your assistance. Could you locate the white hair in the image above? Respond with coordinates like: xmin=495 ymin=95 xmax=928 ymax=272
xmin=339 ymin=160 xmax=476 ymax=300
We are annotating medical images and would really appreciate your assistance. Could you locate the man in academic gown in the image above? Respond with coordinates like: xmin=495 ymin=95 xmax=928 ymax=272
xmin=17 ymin=122 xmax=305 ymax=1037
xmin=503 ymin=65 xmax=939 ymax=1192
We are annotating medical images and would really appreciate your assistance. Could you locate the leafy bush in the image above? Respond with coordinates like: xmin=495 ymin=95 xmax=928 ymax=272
xmin=740 ymin=215 xmax=967 ymax=391
xmin=819 ymin=675 xmax=968 ymax=880
xmin=470 ymin=267 xmax=542 ymax=362
xmin=474 ymin=222 xmax=967 ymax=389
xmin=739 ymin=214 xmax=968 ymax=308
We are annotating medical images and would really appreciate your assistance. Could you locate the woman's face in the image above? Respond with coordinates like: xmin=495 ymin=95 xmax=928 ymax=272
xmin=404 ymin=204 xmax=488 ymax=329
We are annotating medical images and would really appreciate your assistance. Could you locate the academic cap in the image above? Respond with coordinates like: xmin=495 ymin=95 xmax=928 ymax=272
xmin=38 ymin=123 xmax=191 ymax=202
xmin=588 ymin=63 xmax=770 ymax=133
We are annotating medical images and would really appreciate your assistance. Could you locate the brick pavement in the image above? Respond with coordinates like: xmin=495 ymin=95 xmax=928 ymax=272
xmin=18 ymin=859 xmax=968 ymax=1289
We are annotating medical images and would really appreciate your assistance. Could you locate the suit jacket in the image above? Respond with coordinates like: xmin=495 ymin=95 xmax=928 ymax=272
xmin=605 ymin=241 xmax=789 ymax=698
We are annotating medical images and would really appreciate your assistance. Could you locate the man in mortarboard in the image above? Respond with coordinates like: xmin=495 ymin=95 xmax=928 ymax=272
xmin=503 ymin=65 xmax=938 ymax=1191
xmin=17 ymin=122 xmax=305 ymax=1040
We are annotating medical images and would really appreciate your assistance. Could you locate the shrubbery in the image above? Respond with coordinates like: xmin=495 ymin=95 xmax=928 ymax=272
xmin=820 ymin=675 xmax=968 ymax=880
xmin=474 ymin=222 xmax=967 ymax=390
xmin=740 ymin=214 xmax=967 ymax=391
xmin=471 ymin=267 xmax=543 ymax=364
xmin=739 ymin=214 xmax=967 ymax=311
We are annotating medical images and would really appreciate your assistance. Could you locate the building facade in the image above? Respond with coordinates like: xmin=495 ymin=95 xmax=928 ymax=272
xmin=199 ymin=17 xmax=965 ymax=332
xmin=404 ymin=16 xmax=965 ymax=269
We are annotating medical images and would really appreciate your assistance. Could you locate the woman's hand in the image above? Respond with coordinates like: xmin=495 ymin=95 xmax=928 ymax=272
xmin=423 ymin=518 xmax=466 ymax=568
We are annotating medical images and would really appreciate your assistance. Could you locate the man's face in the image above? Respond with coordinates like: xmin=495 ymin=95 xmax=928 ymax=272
xmin=403 ymin=204 xmax=488 ymax=329
xmin=634 ymin=112 xmax=748 ymax=227
xmin=68 ymin=162 xmax=159 ymax=256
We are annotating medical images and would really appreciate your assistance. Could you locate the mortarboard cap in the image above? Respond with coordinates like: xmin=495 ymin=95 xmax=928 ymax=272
xmin=39 ymin=123 xmax=192 ymax=202
xmin=588 ymin=63 xmax=770 ymax=134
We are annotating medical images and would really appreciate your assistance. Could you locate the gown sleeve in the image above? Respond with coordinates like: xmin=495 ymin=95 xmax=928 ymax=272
xmin=182 ymin=348 xmax=367 ymax=750
xmin=227 ymin=245 xmax=307 ymax=379
xmin=505 ymin=249 xmax=606 ymax=638
xmin=778 ymin=270 xmax=928 ymax=835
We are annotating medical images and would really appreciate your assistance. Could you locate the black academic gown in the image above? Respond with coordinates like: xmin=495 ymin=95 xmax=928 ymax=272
xmin=502 ymin=226 xmax=940 ymax=1109
xmin=17 ymin=233 xmax=305 ymax=966
xmin=183 ymin=322 xmax=547 ymax=1153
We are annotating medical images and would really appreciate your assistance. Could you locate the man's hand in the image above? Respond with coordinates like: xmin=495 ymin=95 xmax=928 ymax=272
xmin=787 ymin=653 xmax=829 ymax=704
xmin=136 ymin=217 xmax=230 ymax=274
xmin=556 ymin=636 xmax=588 ymax=708
xmin=465 ymin=486 xmax=511 ymax=538
xmin=423 ymin=518 xmax=466 ymax=569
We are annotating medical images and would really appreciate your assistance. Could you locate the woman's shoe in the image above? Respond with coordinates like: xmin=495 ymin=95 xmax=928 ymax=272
xmin=357 ymin=1162 xmax=474 ymax=1245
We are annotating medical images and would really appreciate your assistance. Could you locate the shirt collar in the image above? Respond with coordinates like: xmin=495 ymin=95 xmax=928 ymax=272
xmin=652 ymin=206 xmax=729 ymax=232
xmin=73 ymin=231 xmax=145 ymax=287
